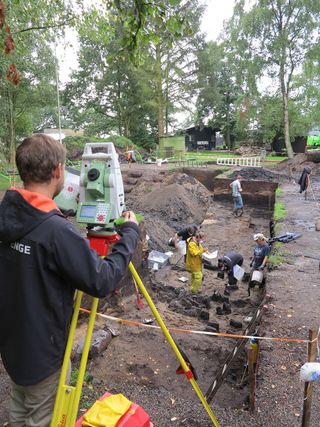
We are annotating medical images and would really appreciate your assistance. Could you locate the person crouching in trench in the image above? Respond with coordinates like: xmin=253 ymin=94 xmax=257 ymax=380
xmin=185 ymin=231 xmax=208 ymax=294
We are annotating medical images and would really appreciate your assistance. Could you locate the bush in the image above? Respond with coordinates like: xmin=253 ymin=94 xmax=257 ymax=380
xmin=63 ymin=135 xmax=135 ymax=160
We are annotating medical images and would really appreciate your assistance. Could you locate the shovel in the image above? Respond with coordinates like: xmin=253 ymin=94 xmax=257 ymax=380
xmin=132 ymin=277 xmax=144 ymax=310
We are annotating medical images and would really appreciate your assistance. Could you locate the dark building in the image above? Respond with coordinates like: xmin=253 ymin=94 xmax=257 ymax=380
xmin=185 ymin=126 xmax=219 ymax=150
xmin=271 ymin=135 xmax=307 ymax=154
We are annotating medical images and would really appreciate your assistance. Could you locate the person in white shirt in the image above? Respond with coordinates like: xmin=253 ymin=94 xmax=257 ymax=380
xmin=229 ymin=175 xmax=243 ymax=216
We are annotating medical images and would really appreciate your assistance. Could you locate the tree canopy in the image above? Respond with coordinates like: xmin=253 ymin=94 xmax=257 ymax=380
xmin=1 ymin=0 xmax=320 ymax=160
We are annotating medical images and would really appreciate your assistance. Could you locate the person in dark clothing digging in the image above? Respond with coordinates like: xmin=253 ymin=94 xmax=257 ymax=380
xmin=0 ymin=134 xmax=140 ymax=427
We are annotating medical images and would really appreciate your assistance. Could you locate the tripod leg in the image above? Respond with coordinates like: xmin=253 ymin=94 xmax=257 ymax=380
xmin=128 ymin=262 xmax=221 ymax=427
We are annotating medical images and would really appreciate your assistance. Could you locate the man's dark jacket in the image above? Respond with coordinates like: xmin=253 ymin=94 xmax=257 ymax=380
xmin=0 ymin=189 xmax=139 ymax=386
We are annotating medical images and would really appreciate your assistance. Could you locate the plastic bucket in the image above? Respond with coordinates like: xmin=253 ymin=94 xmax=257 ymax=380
xmin=177 ymin=240 xmax=186 ymax=255
xmin=251 ymin=269 xmax=263 ymax=284
xmin=233 ymin=264 xmax=245 ymax=281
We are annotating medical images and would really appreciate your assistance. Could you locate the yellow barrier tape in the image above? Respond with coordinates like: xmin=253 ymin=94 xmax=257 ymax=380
xmin=80 ymin=308 xmax=312 ymax=344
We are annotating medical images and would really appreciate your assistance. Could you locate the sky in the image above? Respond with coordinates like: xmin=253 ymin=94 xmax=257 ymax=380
xmin=57 ymin=1 xmax=236 ymax=84
xmin=201 ymin=0 xmax=235 ymax=42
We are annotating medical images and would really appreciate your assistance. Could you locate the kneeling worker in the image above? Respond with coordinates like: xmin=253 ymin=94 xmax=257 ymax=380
xmin=185 ymin=231 xmax=208 ymax=293
xmin=218 ymin=251 xmax=244 ymax=288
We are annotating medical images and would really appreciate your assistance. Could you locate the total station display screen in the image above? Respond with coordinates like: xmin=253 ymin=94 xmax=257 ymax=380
xmin=80 ymin=205 xmax=97 ymax=218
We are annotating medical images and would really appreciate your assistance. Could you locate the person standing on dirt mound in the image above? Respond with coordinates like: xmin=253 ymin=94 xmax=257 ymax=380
xmin=0 ymin=134 xmax=140 ymax=427
xmin=185 ymin=231 xmax=208 ymax=293
xmin=230 ymin=174 xmax=243 ymax=216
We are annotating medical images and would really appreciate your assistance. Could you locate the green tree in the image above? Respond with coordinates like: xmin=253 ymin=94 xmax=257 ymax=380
xmin=0 ymin=0 xmax=74 ymax=160
xmin=64 ymin=11 xmax=158 ymax=148
xmin=227 ymin=0 xmax=320 ymax=158
xmin=195 ymin=41 xmax=243 ymax=149
xmin=66 ymin=0 xmax=203 ymax=146
xmin=147 ymin=0 xmax=204 ymax=139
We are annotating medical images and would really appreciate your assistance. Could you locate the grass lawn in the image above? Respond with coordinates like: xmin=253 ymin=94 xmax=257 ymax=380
xmin=171 ymin=151 xmax=286 ymax=162
xmin=0 ymin=175 xmax=11 ymax=190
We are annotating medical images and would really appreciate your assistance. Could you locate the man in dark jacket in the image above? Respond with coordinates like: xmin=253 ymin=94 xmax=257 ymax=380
xmin=0 ymin=134 xmax=140 ymax=426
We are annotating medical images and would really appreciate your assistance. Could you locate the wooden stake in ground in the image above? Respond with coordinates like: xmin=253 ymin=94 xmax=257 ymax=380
xmin=301 ymin=328 xmax=318 ymax=427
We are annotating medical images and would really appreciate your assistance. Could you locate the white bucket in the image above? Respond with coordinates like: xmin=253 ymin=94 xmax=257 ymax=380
xmin=177 ymin=240 xmax=186 ymax=255
xmin=300 ymin=362 xmax=320 ymax=382
xmin=251 ymin=269 xmax=263 ymax=284
xmin=233 ymin=264 xmax=245 ymax=281
xmin=156 ymin=159 xmax=162 ymax=166
xmin=202 ymin=250 xmax=218 ymax=265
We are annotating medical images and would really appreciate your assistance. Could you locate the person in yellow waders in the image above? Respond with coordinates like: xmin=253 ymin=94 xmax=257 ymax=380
xmin=185 ymin=231 xmax=208 ymax=293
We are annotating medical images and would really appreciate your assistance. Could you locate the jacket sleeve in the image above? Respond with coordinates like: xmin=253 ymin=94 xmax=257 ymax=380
xmin=188 ymin=241 xmax=203 ymax=257
xmin=48 ymin=219 xmax=140 ymax=298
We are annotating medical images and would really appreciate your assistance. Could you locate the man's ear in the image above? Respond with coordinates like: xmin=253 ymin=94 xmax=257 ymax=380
xmin=54 ymin=163 xmax=63 ymax=179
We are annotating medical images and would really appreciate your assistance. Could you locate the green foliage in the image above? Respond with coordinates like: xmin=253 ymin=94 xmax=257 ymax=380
xmin=69 ymin=368 xmax=92 ymax=387
xmin=0 ymin=0 xmax=75 ymax=160
xmin=106 ymin=135 xmax=134 ymax=149
xmin=196 ymin=41 xmax=242 ymax=149
xmin=275 ymin=187 xmax=282 ymax=198
xmin=63 ymin=135 xmax=138 ymax=159
xmin=0 ymin=175 xmax=10 ymax=191
xmin=268 ymin=242 xmax=285 ymax=267
xmin=224 ymin=0 xmax=320 ymax=154
xmin=274 ymin=202 xmax=287 ymax=222
xmin=64 ymin=0 xmax=203 ymax=149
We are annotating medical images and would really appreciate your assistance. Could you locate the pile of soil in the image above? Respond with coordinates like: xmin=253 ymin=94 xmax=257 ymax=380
xmin=126 ymin=173 xmax=210 ymax=251
xmin=276 ymin=153 xmax=320 ymax=176
xmin=234 ymin=145 xmax=262 ymax=156
xmin=228 ymin=167 xmax=279 ymax=182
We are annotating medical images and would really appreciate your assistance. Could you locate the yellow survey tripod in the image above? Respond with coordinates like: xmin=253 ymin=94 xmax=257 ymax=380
xmin=51 ymin=141 xmax=219 ymax=426
xmin=50 ymin=239 xmax=220 ymax=426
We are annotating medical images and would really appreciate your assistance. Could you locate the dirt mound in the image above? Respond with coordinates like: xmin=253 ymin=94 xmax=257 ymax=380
xmin=276 ymin=153 xmax=320 ymax=176
xmin=228 ymin=167 xmax=278 ymax=182
xmin=126 ymin=173 xmax=210 ymax=250
xmin=234 ymin=145 xmax=262 ymax=156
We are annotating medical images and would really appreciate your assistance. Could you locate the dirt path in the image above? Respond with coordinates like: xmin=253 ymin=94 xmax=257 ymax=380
xmin=219 ymin=180 xmax=320 ymax=426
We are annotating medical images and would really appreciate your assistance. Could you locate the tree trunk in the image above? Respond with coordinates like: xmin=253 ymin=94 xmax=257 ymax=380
xmin=116 ymin=70 xmax=122 ymax=136
xmin=280 ymin=64 xmax=294 ymax=158
xmin=225 ymin=93 xmax=231 ymax=150
xmin=165 ymin=56 xmax=170 ymax=136
xmin=7 ymin=88 xmax=16 ymax=184
xmin=156 ymin=44 xmax=164 ymax=142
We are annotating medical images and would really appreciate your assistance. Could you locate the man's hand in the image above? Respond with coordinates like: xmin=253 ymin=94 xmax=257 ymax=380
xmin=122 ymin=210 xmax=139 ymax=226
xmin=258 ymin=265 xmax=264 ymax=271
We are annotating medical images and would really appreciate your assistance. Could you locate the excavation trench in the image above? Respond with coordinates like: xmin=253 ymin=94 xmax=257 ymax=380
xmin=76 ymin=168 xmax=279 ymax=418
xmin=0 ymin=169 xmax=280 ymax=425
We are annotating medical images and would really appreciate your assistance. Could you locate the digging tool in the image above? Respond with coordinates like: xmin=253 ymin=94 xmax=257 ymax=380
xmin=133 ymin=276 xmax=144 ymax=309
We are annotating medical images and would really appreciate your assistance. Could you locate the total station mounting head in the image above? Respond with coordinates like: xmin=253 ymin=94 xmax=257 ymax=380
xmin=76 ymin=143 xmax=125 ymax=228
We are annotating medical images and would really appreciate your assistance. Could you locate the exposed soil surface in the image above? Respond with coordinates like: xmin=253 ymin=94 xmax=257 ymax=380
xmin=228 ymin=167 xmax=279 ymax=182
xmin=1 ymin=161 xmax=320 ymax=427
